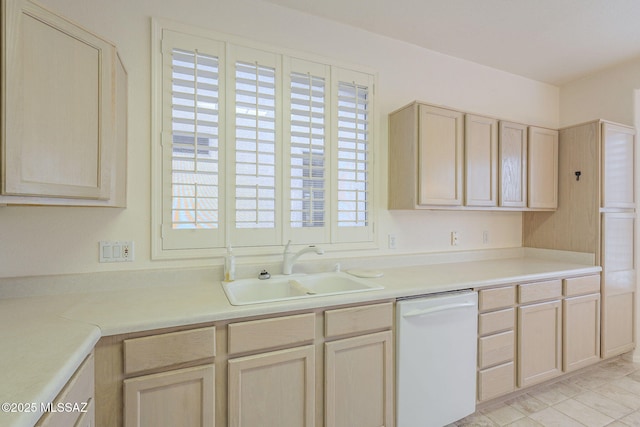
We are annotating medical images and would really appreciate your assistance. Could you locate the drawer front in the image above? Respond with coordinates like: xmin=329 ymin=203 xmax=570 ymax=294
xmin=228 ymin=313 xmax=315 ymax=355
xmin=478 ymin=362 xmax=515 ymax=402
xmin=564 ymin=274 xmax=600 ymax=297
xmin=478 ymin=331 xmax=515 ymax=369
xmin=325 ymin=302 xmax=393 ymax=338
xmin=124 ymin=327 xmax=216 ymax=375
xmin=479 ymin=308 xmax=515 ymax=336
xmin=36 ymin=353 xmax=94 ymax=427
xmin=478 ymin=286 xmax=515 ymax=311
xmin=518 ymin=279 xmax=562 ymax=304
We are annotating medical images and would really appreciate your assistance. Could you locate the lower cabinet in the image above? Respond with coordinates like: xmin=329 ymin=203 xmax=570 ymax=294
xmin=36 ymin=352 xmax=95 ymax=427
xmin=325 ymin=331 xmax=393 ymax=427
xmin=517 ymin=299 xmax=562 ymax=387
xmin=121 ymin=326 xmax=217 ymax=427
xmin=476 ymin=274 xmax=602 ymax=403
xmin=602 ymin=291 xmax=635 ymax=358
xmin=124 ymin=365 xmax=215 ymax=427
xmin=227 ymin=346 xmax=315 ymax=427
xmin=226 ymin=302 xmax=394 ymax=427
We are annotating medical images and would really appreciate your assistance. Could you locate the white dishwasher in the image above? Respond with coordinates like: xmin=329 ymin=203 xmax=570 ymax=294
xmin=396 ymin=290 xmax=478 ymax=427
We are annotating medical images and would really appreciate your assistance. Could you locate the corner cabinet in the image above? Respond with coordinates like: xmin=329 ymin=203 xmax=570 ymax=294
xmin=524 ymin=120 xmax=636 ymax=359
xmin=1 ymin=0 xmax=127 ymax=207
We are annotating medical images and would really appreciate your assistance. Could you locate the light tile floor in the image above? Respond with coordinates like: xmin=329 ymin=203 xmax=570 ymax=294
xmin=451 ymin=356 xmax=640 ymax=427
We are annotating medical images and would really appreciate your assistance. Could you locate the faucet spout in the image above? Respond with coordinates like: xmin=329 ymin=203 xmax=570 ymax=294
xmin=282 ymin=241 xmax=324 ymax=275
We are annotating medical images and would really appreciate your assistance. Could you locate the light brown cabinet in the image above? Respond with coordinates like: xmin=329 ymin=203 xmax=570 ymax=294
xmin=388 ymin=102 xmax=464 ymax=208
xmin=528 ymin=126 xmax=559 ymax=209
xmin=476 ymin=286 xmax=516 ymax=402
xmin=36 ymin=353 xmax=95 ymax=427
xmin=476 ymin=275 xmax=601 ymax=402
xmin=228 ymin=346 xmax=315 ymax=427
xmin=226 ymin=313 xmax=316 ymax=427
xmin=465 ymin=114 xmax=499 ymax=207
xmin=524 ymin=120 xmax=636 ymax=359
xmin=1 ymin=0 xmax=127 ymax=206
xmin=122 ymin=327 xmax=217 ymax=427
xmin=324 ymin=303 xmax=394 ymax=427
xmin=498 ymin=121 xmax=528 ymax=208
xmin=389 ymin=102 xmax=557 ymax=211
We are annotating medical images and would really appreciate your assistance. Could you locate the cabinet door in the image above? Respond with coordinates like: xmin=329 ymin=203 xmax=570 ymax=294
xmin=528 ymin=127 xmax=558 ymax=209
xmin=228 ymin=346 xmax=315 ymax=427
xmin=465 ymin=114 xmax=498 ymax=207
xmin=325 ymin=331 xmax=393 ymax=427
xmin=124 ymin=364 xmax=215 ymax=427
xmin=602 ymin=123 xmax=635 ymax=208
xmin=602 ymin=213 xmax=636 ymax=293
xmin=417 ymin=105 xmax=464 ymax=206
xmin=602 ymin=291 xmax=636 ymax=358
xmin=499 ymin=121 xmax=528 ymax=207
xmin=3 ymin=0 xmax=114 ymax=199
xmin=563 ymin=294 xmax=600 ymax=372
xmin=517 ymin=300 xmax=562 ymax=387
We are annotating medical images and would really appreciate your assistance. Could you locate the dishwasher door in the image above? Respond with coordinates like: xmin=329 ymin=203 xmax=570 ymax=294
xmin=396 ymin=291 xmax=478 ymax=427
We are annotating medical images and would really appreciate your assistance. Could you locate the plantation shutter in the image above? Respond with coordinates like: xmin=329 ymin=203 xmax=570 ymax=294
xmin=229 ymin=46 xmax=281 ymax=246
xmin=332 ymin=68 xmax=374 ymax=243
xmin=284 ymin=58 xmax=330 ymax=244
xmin=160 ymin=30 xmax=225 ymax=250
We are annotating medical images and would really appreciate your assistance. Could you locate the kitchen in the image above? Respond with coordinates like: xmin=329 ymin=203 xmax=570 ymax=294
xmin=1 ymin=0 xmax=640 ymax=426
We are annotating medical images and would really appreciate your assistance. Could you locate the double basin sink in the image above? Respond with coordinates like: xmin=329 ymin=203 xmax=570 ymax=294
xmin=222 ymin=271 xmax=384 ymax=305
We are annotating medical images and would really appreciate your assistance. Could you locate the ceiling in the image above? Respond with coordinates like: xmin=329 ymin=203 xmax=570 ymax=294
xmin=261 ymin=0 xmax=640 ymax=86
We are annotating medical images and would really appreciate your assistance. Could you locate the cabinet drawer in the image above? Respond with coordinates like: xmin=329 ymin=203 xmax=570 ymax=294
xmin=479 ymin=308 xmax=515 ymax=335
xmin=564 ymin=275 xmax=600 ymax=297
xmin=36 ymin=353 xmax=94 ymax=427
xmin=518 ymin=279 xmax=562 ymax=304
xmin=228 ymin=313 xmax=315 ymax=355
xmin=478 ymin=286 xmax=515 ymax=311
xmin=477 ymin=362 xmax=515 ymax=402
xmin=478 ymin=331 xmax=514 ymax=369
xmin=325 ymin=302 xmax=393 ymax=338
xmin=124 ymin=327 xmax=216 ymax=375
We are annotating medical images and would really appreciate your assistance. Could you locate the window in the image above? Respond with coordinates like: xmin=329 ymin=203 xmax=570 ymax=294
xmin=152 ymin=22 xmax=375 ymax=258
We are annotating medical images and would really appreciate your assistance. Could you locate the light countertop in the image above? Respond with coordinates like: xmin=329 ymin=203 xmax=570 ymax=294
xmin=0 ymin=252 xmax=600 ymax=427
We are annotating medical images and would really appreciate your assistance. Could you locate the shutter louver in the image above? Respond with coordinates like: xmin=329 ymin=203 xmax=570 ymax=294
xmin=171 ymin=48 xmax=220 ymax=230
xmin=234 ymin=61 xmax=277 ymax=229
xmin=336 ymin=81 xmax=370 ymax=228
xmin=290 ymin=72 xmax=326 ymax=228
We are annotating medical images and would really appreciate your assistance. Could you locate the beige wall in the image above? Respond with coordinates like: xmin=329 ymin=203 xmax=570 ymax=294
xmin=0 ymin=0 xmax=559 ymax=278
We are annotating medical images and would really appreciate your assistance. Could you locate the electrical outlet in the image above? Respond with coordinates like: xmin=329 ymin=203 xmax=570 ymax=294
xmin=99 ymin=241 xmax=135 ymax=262
xmin=388 ymin=234 xmax=397 ymax=249
xmin=451 ymin=231 xmax=459 ymax=246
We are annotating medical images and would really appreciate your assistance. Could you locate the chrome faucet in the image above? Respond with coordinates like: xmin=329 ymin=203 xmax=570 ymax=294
xmin=282 ymin=240 xmax=324 ymax=275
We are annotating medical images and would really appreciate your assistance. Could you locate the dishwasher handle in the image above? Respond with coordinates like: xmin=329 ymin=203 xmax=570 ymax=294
xmin=403 ymin=301 xmax=476 ymax=318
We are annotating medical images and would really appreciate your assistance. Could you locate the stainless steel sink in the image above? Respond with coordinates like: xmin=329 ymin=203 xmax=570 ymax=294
xmin=222 ymin=271 xmax=384 ymax=306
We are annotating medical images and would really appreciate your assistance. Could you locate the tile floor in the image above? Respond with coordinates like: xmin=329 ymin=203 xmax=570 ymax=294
xmin=451 ymin=356 xmax=640 ymax=426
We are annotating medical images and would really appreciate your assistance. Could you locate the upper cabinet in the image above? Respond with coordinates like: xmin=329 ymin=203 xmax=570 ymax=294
xmin=465 ymin=114 xmax=498 ymax=207
xmin=1 ymin=0 xmax=127 ymax=206
xmin=602 ymin=123 xmax=635 ymax=209
xmin=388 ymin=102 xmax=464 ymax=209
xmin=499 ymin=121 xmax=528 ymax=208
xmin=528 ymin=126 xmax=558 ymax=209
xmin=389 ymin=101 xmax=557 ymax=211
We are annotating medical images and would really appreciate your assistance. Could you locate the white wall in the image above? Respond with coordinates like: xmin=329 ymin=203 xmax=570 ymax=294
xmin=560 ymin=58 xmax=640 ymax=127
xmin=0 ymin=0 xmax=559 ymax=278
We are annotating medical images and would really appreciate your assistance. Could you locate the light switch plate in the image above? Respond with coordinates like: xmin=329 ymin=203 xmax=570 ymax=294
xmin=99 ymin=241 xmax=135 ymax=262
